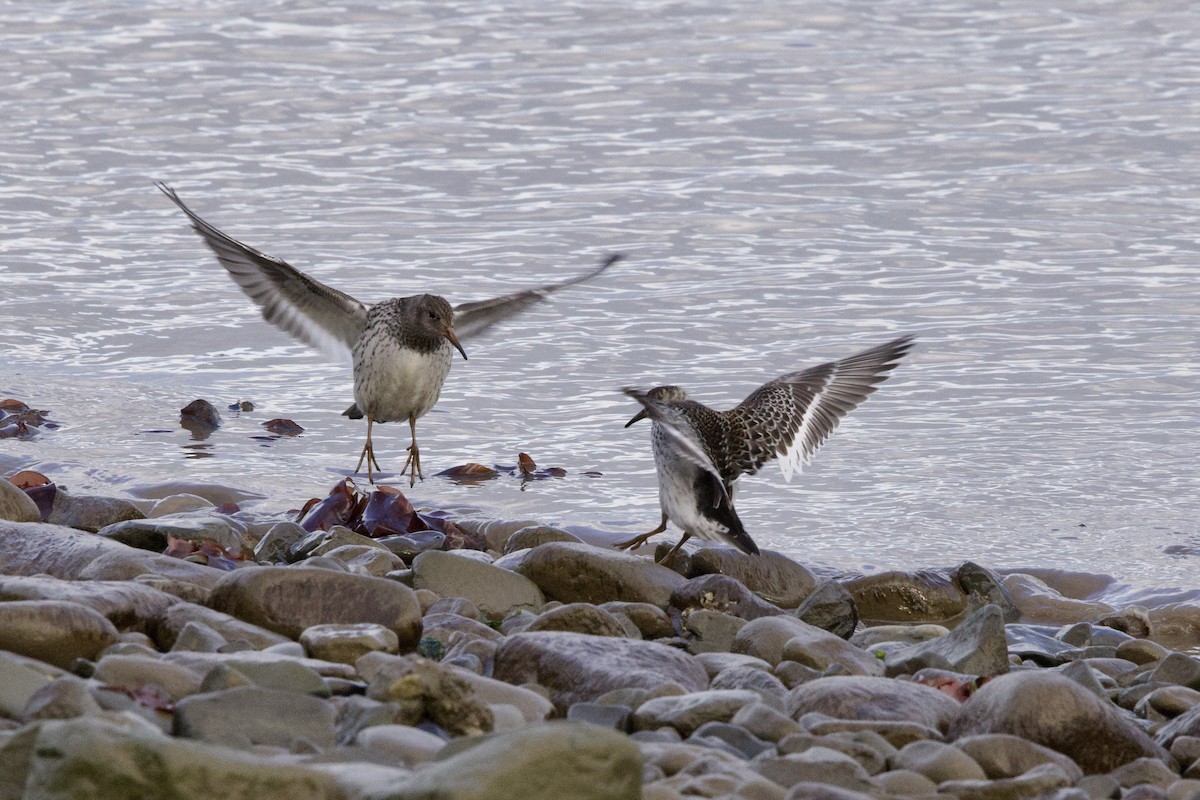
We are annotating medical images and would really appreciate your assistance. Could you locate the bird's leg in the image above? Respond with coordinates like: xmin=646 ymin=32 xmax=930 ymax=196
xmin=613 ymin=513 xmax=668 ymax=551
xmin=657 ymin=532 xmax=692 ymax=566
xmin=399 ymin=414 xmax=422 ymax=488
xmin=355 ymin=417 xmax=378 ymax=484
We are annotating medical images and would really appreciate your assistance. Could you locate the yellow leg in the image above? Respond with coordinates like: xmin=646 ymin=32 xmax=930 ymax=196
xmin=657 ymin=532 xmax=692 ymax=566
xmin=354 ymin=417 xmax=379 ymax=484
xmin=398 ymin=414 xmax=422 ymax=488
xmin=613 ymin=513 xmax=668 ymax=551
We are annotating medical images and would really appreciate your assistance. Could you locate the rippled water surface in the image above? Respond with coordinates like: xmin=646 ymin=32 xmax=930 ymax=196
xmin=2 ymin=0 xmax=1198 ymax=591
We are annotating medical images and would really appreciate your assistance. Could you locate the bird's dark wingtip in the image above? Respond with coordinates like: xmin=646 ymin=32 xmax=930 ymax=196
xmin=342 ymin=403 xmax=364 ymax=420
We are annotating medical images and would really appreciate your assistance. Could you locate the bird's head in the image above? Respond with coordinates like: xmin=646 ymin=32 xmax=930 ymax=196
xmin=624 ymin=385 xmax=688 ymax=427
xmin=413 ymin=295 xmax=467 ymax=360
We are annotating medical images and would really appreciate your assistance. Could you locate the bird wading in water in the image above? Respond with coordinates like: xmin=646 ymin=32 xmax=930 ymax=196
xmin=158 ymin=183 xmax=620 ymax=485
xmin=620 ymin=335 xmax=915 ymax=563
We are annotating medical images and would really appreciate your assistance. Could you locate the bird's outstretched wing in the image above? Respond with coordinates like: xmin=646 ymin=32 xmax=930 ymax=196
xmin=727 ymin=335 xmax=916 ymax=482
xmin=452 ymin=254 xmax=622 ymax=340
xmin=157 ymin=183 xmax=369 ymax=363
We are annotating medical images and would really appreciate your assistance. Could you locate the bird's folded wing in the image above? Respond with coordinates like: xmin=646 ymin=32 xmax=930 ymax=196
xmin=623 ymin=387 xmax=732 ymax=507
xmin=452 ymin=254 xmax=622 ymax=340
xmin=730 ymin=335 xmax=916 ymax=482
xmin=157 ymin=183 xmax=369 ymax=363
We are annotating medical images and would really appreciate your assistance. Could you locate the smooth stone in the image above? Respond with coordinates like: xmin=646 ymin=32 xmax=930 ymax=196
xmin=125 ymin=481 xmax=264 ymax=507
xmin=300 ymin=623 xmax=400 ymax=664
xmin=1156 ymin=705 xmax=1200 ymax=749
xmin=690 ymin=721 xmax=775 ymax=759
xmin=0 ymin=574 xmax=178 ymax=635
xmin=527 ymin=602 xmax=629 ymax=637
xmin=320 ymin=544 xmax=405 ymax=577
xmin=19 ymin=674 xmax=103 ymax=721
xmin=155 ymin=601 xmax=292 ymax=651
xmin=634 ymin=690 xmax=762 ymax=736
xmin=892 ymin=738 xmax=988 ymax=782
xmin=1151 ymin=653 xmax=1200 ymax=690
xmin=376 ymin=529 xmax=446 ymax=560
xmin=851 ymin=623 xmax=950 ymax=649
xmin=954 ymin=561 xmax=1021 ymax=622
xmin=955 ymin=733 xmax=1085 ymax=782
xmin=97 ymin=513 xmax=244 ymax=553
xmin=0 ymin=478 xmax=40 ymax=522
xmin=192 ymin=654 xmax=328 ymax=696
xmin=426 ymin=596 xmax=482 ymax=619
xmin=252 ymin=520 xmax=308 ymax=564
xmin=695 ymin=652 xmax=773 ymax=678
xmin=1117 ymin=639 xmax=1171 ymax=666
xmin=753 ymin=747 xmax=876 ymax=792
xmin=843 ymin=569 xmax=969 ymax=624
xmin=948 ymin=670 xmax=1170 ymax=773
xmin=493 ymin=631 xmax=708 ymax=714
xmin=711 ymin=665 xmax=788 ymax=707
xmin=569 ymin=701 xmax=633 ymax=730
xmin=885 ymin=603 xmax=1010 ymax=678
xmin=207 ymin=566 xmax=422 ymax=645
xmin=17 ymin=716 xmax=341 ymax=798
xmin=794 ymin=580 xmax=859 ymax=639
xmin=1006 ymin=624 xmax=1083 ymax=666
xmin=731 ymin=702 xmax=805 ymax=743
xmin=453 ymin=517 xmax=545 ymax=552
xmin=170 ymin=620 xmax=228 ymax=652
xmin=419 ymin=612 xmax=504 ymax=657
xmin=355 ymin=723 xmax=447 ymax=765
xmin=173 ymin=684 xmax=336 ymax=749
xmin=411 ymin=550 xmax=545 ymax=619
xmin=515 ymin=542 xmax=685 ymax=608
xmin=1001 ymin=573 xmax=1115 ymax=625
xmin=93 ymin=654 xmax=203 ymax=701
xmin=684 ymin=609 xmax=748 ymax=653
xmin=688 ymin=547 xmax=819 ymax=608
xmin=304 ymin=525 xmax=391 ymax=558
xmin=671 ymin=573 xmax=784 ymax=621
xmin=0 ymin=600 xmax=120 ymax=669
xmin=0 ymin=521 xmax=223 ymax=589
xmin=601 ymin=602 xmax=676 ymax=639
xmin=162 ymin=650 xmax=355 ymax=683
xmin=939 ymin=763 xmax=1074 ymax=800
xmin=1142 ymin=685 xmax=1200 ymax=718
xmin=148 ymin=493 xmax=215 ymax=518
xmin=874 ymin=768 xmax=939 ymax=796
xmin=395 ymin=721 xmax=642 ymax=800
xmin=46 ymin=491 xmax=145 ymax=532
xmin=502 ymin=525 xmax=583 ymax=554
xmin=1110 ymin=757 xmax=1180 ymax=789
xmin=787 ymin=676 xmax=960 ymax=733
xmin=734 ymin=615 xmax=883 ymax=674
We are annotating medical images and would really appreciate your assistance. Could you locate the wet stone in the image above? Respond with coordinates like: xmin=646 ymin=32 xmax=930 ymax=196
xmin=794 ymin=579 xmax=859 ymax=639
xmin=690 ymin=721 xmax=775 ymax=759
xmin=843 ymin=569 xmax=968 ymax=624
xmin=885 ymin=603 xmax=1010 ymax=678
xmin=47 ymin=491 xmax=146 ymax=533
xmin=0 ymin=479 xmax=41 ymax=523
xmin=502 ymin=524 xmax=583 ymax=554
xmin=684 ymin=609 xmax=748 ymax=653
xmin=601 ymin=601 xmax=676 ymax=639
xmin=688 ymin=547 xmax=819 ymax=608
xmin=0 ymin=600 xmax=120 ymax=669
xmin=671 ymin=573 xmax=784 ymax=621
xmin=1151 ymin=653 xmax=1200 ymax=690
xmin=97 ymin=514 xmax=244 ymax=554
xmin=412 ymin=550 xmax=545 ymax=619
xmin=251 ymin=520 xmax=308 ymax=564
xmin=377 ymin=529 xmax=447 ymax=560
xmin=526 ymin=602 xmax=629 ymax=637
xmin=515 ymin=541 xmax=686 ymax=608
xmin=787 ymin=676 xmax=961 ymax=734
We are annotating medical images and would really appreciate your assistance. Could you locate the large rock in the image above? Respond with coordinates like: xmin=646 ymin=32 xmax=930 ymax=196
xmin=633 ymin=690 xmax=762 ymax=736
xmin=15 ymin=716 xmax=342 ymax=798
xmin=154 ymin=602 xmax=292 ymax=651
xmin=0 ymin=600 xmax=120 ymax=669
xmin=0 ymin=574 xmax=178 ymax=634
xmin=494 ymin=632 xmax=708 ymax=713
xmin=843 ymin=570 xmax=968 ymax=623
xmin=174 ymin=685 xmax=337 ymax=749
xmin=884 ymin=604 xmax=1010 ymax=678
xmin=955 ymin=733 xmax=1084 ymax=782
xmin=392 ymin=721 xmax=641 ymax=800
xmin=0 ymin=522 xmax=223 ymax=589
xmin=671 ymin=573 xmax=783 ymax=621
xmin=46 ymin=491 xmax=145 ymax=533
xmin=787 ymin=675 xmax=961 ymax=733
xmin=98 ymin=514 xmax=244 ymax=554
xmin=515 ymin=542 xmax=685 ymax=607
xmin=207 ymin=566 xmax=422 ymax=645
xmin=526 ymin=603 xmax=629 ymax=637
xmin=0 ymin=480 xmax=43 ymax=523
xmin=947 ymin=670 xmax=1169 ymax=773
xmin=732 ymin=615 xmax=883 ymax=675
xmin=688 ymin=547 xmax=819 ymax=608
xmin=412 ymin=550 xmax=545 ymax=618
xmin=0 ymin=651 xmax=61 ymax=718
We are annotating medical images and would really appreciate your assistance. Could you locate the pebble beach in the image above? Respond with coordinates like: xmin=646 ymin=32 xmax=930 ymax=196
xmin=1 ymin=459 xmax=1199 ymax=800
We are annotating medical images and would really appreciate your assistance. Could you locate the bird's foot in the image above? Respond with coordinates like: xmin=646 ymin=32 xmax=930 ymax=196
xmin=612 ymin=531 xmax=658 ymax=551
xmin=401 ymin=444 xmax=423 ymax=489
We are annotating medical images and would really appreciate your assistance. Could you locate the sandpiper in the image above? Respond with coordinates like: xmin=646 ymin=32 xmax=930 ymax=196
xmin=157 ymin=183 xmax=620 ymax=485
xmin=620 ymin=335 xmax=915 ymax=562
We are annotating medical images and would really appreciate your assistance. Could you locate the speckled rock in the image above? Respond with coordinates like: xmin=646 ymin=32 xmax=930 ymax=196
xmin=515 ymin=542 xmax=686 ymax=608
xmin=787 ymin=676 xmax=961 ymax=734
xmin=688 ymin=547 xmax=819 ymax=608
xmin=843 ymin=570 xmax=968 ymax=624
xmin=0 ymin=600 xmax=120 ymax=669
xmin=358 ymin=653 xmax=494 ymax=736
xmin=0 ymin=479 xmax=41 ymax=523
xmin=671 ymin=573 xmax=784 ymax=621
xmin=412 ymin=550 xmax=545 ymax=618
xmin=527 ymin=603 xmax=629 ymax=637
xmin=948 ymin=670 xmax=1170 ymax=773
xmin=494 ymin=631 xmax=708 ymax=714
xmin=683 ymin=609 xmax=748 ymax=654
xmin=207 ymin=566 xmax=422 ymax=645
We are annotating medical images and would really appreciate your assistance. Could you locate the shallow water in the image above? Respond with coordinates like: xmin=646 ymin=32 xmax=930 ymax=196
xmin=2 ymin=0 xmax=1198 ymax=595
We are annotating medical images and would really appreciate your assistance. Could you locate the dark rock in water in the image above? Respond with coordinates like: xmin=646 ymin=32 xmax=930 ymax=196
xmin=843 ymin=569 xmax=969 ymax=624
xmin=795 ymin=580 xmax=859 ymax=639
xmin=948 ymin=670 xmax=1170 ymax=774
xmin=689 ymin=547 xmax=819 ymax=608
xmin=179 ymin=399 xmax=221 ymax=438
xmin=227 ymin=400 xmax=254 ymax=412
xmin=1097 ymin=607 xmax=1152 ymax=639
xmin=261 ymin=418 xmax=303 ymax=436
xmin=885 ymin=604 xmax=1010 ymax=678
xmin=1006 ymin=624 xmax=1082 ymax=666
xmin=502 ymin=525 xmax=582 ymax=554
xmin=787 ymin=675 xmax=961 ymax=733
xmin=954 ymin=561 xmax=1020 ymax=622
xmin=515 ymin=542 xmax=686 ymax=608
xmin=207 ymin=566 xmax=422 ymax=645
xmin=670 ymin=573 xmax=783 ymax=621
xmin=493 ymin=631 xmax=708 ymax=714
xmin=436 ymin=463 xmax=500 ymax=482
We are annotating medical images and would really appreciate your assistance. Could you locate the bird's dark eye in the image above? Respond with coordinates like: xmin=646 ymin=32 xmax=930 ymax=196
xmin=428 ymin=311 xmax=437 ymax=320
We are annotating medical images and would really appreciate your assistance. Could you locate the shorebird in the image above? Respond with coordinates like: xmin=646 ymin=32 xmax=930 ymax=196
xmin=157 ymin=183 xmax=621 ymax=485
xmin=619 ymin=335 xmax=915 ymax=562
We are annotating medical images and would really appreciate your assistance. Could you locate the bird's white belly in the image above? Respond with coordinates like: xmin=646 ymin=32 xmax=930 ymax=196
xmin=653 ymin=431 xmax=732 ymax=543
xmin=352 ymin=338 xmax=452 ymax=423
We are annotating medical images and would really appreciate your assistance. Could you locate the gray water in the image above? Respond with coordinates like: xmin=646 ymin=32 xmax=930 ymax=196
xmin=2 ymin=0 xmax=1198 ymax=593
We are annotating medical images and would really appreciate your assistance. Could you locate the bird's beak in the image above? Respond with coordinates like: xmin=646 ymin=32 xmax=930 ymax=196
xmin=625 ymin=408 xmax=648 ymax=428
xmin=445 ymin=327 xmax=467 ymax=360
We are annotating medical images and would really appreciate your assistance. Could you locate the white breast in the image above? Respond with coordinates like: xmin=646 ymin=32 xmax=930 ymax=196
xmin=352 ymin=335 xmax=453 ymax=423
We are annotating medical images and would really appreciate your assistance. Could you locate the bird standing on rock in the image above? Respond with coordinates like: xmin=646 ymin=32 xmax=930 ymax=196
xmin=158 ymin=183 xmax=621 ymax=485
xmin=620 ymin=335 xmax=916 ymax=563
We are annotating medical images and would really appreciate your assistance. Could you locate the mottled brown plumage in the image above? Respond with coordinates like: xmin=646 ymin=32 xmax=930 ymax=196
xmin=620 ymin=335 xmax=915 ymax=560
